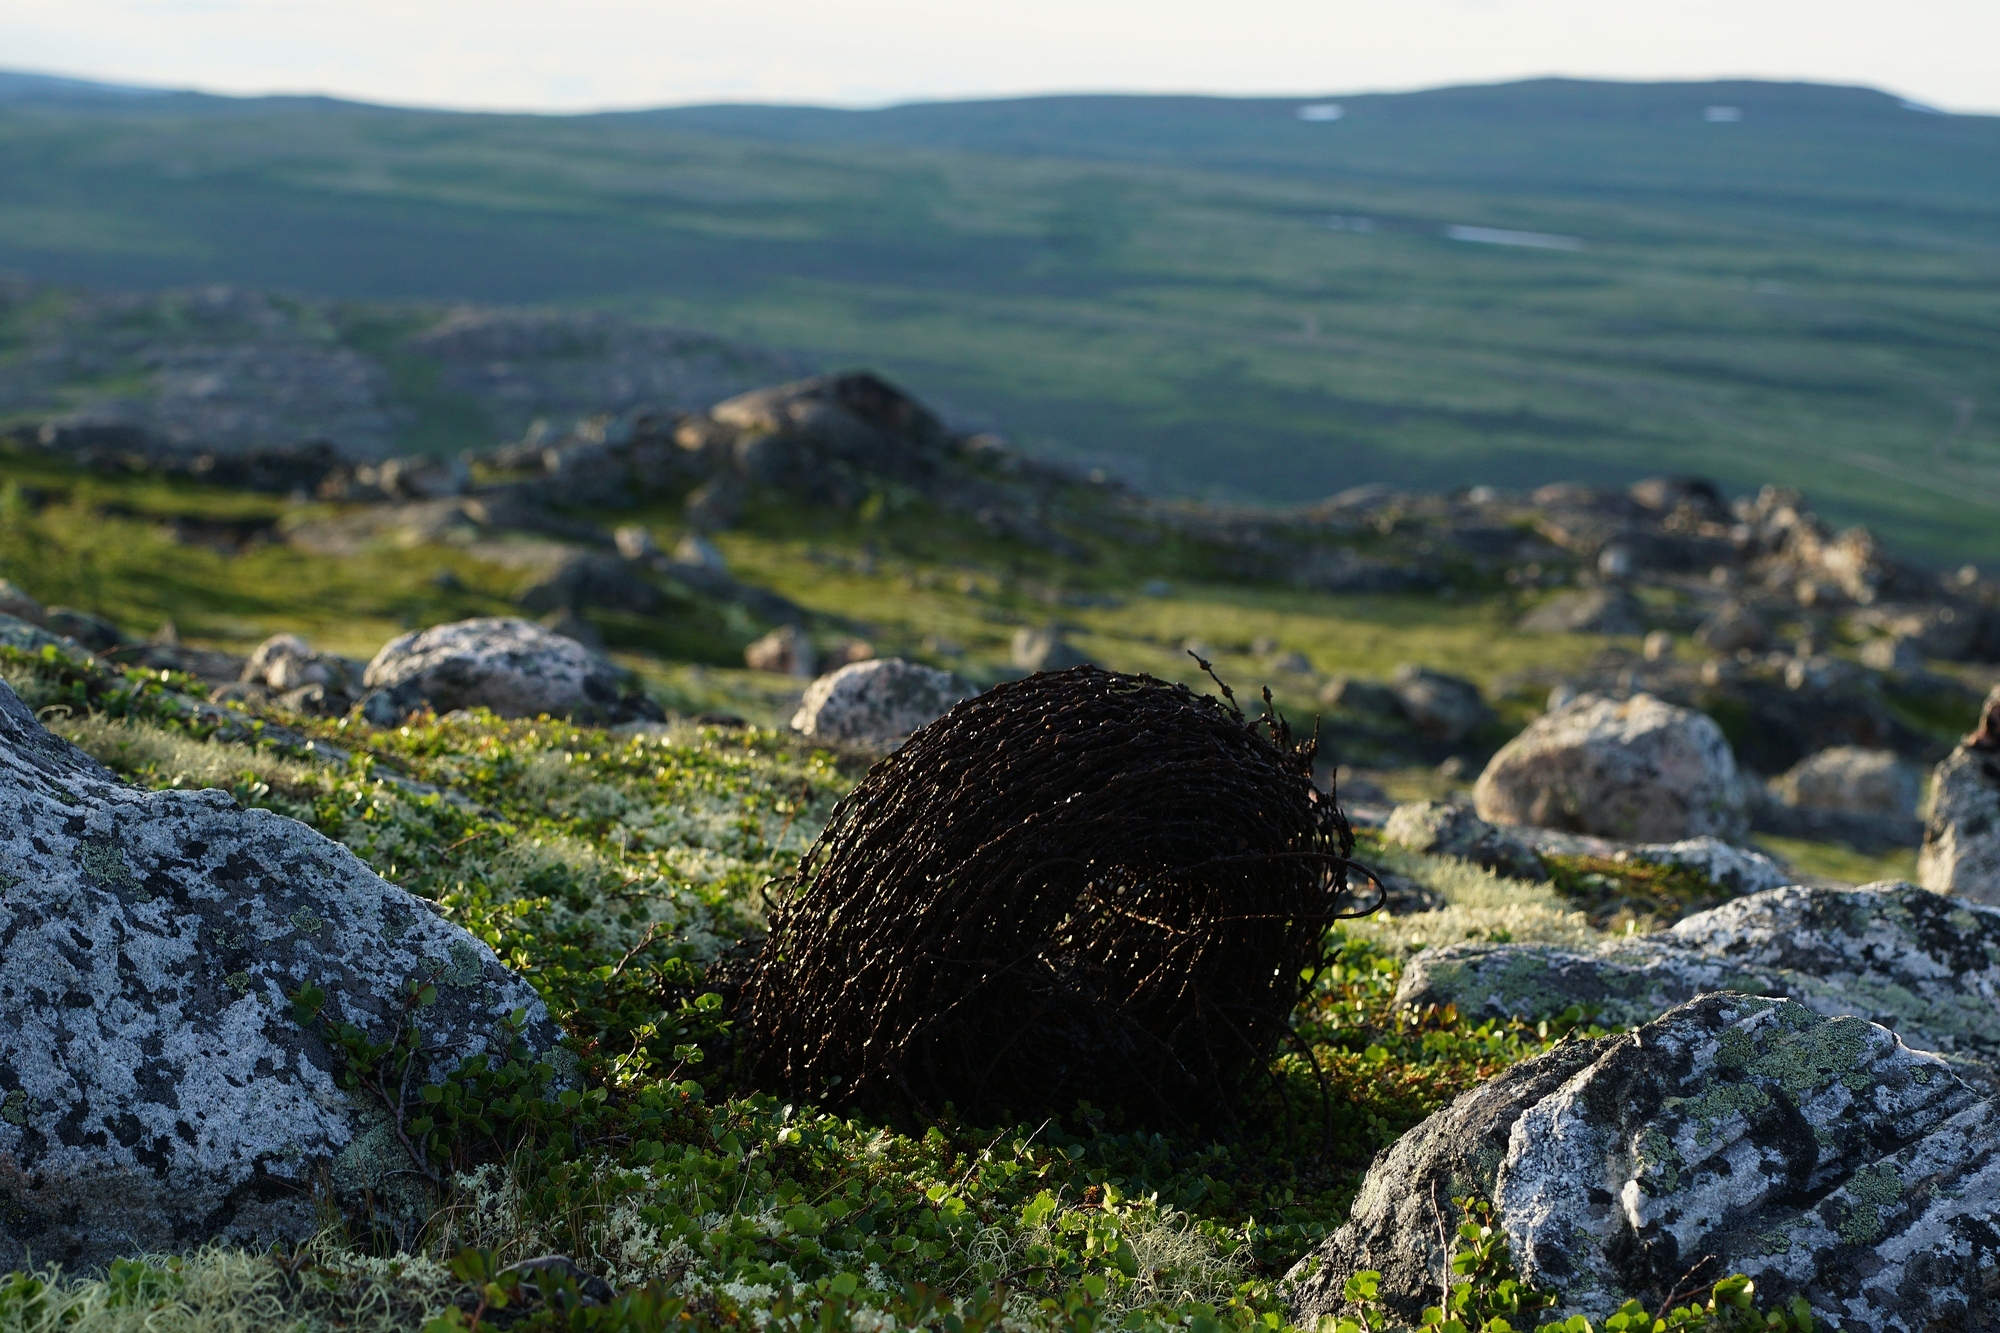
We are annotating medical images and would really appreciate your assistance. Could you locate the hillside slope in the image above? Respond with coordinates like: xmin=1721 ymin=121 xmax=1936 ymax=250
xmin=0 ymin=78 xmax=1995 ymax=554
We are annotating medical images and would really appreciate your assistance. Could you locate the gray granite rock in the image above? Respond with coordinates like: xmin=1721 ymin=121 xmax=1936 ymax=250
xmin=1382 ymin=800 xmax=1545 ymax=881
xmin=1388 ymin=665 xmax=1491 ymax=743
xmin=1774 ymin=745 xmax=1921 ymax=819
xmin=1614 ymin=836 xmax=1789 ymax=896
xmin=1474 ymin=692 xmax=1748 ymax=842
xmin=1010 ymin=625 xmax=1092 ymax=674
xmin=1289 ymin=994 xmax=2000 ymax=1331
xmin=790 ymin=658 xmax=973 ymax=753
xmin=1919 ymin=687 xmax=2000 ymax=903
xmin=0 ymin=677 xmax=562 ymax=1270
xmin=1284 ymin=1037 xmax=1611 ymax=1327
xmin=1397 ymin=882 xmax=2000 ymax=1073
xmin=362 ymin=616 xmax=621 ymax=720
xmin=744 ymin=624 xmax=817 ymax=678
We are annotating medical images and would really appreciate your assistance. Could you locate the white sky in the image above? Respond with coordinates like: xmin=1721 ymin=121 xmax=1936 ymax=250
xmin=4 ymin=0 xmax=1997 ymax=115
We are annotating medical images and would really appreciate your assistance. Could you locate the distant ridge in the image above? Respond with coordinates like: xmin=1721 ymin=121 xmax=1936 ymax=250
xmin=0 ymin=69 xmax=167 ymax=101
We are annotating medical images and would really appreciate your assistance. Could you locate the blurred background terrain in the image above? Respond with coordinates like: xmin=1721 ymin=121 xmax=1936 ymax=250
xmin=2 ymin=72 xmax=1996 ymax=557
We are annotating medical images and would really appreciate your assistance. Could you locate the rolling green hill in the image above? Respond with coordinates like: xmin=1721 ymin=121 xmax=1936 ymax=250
xmin=0 ymin=76 xmax=1997 ymax=555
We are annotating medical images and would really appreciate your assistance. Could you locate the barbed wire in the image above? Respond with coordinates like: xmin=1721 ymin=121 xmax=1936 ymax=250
xmin=742 ymin=663 xmax=1371 ymax=1131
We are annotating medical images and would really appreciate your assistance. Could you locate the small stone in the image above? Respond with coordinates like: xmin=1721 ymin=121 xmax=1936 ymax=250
xmin=243 ymin=633 xmax=333 ymax=692
xmin=1388 ymin=664 xmax=1491 ymax=743
xmin=1642 ymin=630 xmax=1675 ymax=662
xmin=673 ymin=533 xmax=727 ymax=572
xmin=1381 ymin=799 xmax=1544 ymax=880
xmin=1859 ymin=634 xmax=1925 ymax=674
xmin=0 ymin=579 xmax=44 ymax=626
xmin=363 ymin=617 xmax=622 ymax=720
xmin=613 ymin=525 xmax=659 ymax=561
xmin=744 ymin=624 xmax=817 ymax=678
xmin=1694 ymin=600 xmax=1768 ymax=654
xmin=1320 ymin=676 xmax=1404 ymax=719
xmin=42 ymin=607 xmax=125 ymax=652
xmin=1010 ymin=625 xmax=1091 ymax=673
xmin=537 ymin=610 xmax=604 ymax=652
xmin=790 ymin=659 xmax=974 ymax=754
xmin=822 ymin=637 xmax=876 ymax=669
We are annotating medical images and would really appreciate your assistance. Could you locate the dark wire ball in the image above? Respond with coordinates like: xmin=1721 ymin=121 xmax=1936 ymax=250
xmin=742 ymin=665 xmax=1362 ymax=1130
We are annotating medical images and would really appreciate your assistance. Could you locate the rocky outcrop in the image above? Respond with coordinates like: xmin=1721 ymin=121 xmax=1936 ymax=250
xmin=1920 ymin=688 xmax=2000 ymax=903
xmin=1397 ymin=882 xmax=2000 ymax=1073
xmin=362 ymin=617 xmax=624 ymax=721
xmin=1474 ymin=692 xmax=1748 ymax=842
xmin=790 ymin=659 xmax=973 ymax=753
xmin=0 ymin=677 xmax=563 ymax=1269
xmin=1382 ymin=800 xmax=1544 ymax=881
xmin=1289 ymin=994 xmax=2000 ymax=1330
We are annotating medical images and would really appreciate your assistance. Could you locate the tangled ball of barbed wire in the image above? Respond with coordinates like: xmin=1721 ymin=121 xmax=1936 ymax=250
xmin=743 ymin=663 xmax=1371 ymax=1130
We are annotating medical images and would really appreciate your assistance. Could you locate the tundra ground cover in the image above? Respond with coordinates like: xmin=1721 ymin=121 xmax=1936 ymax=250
xmin=0 ymin=640 xmax=1656 ymax=1331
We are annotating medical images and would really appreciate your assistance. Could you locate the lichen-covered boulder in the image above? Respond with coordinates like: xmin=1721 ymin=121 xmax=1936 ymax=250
xmin=790 ymin=658 xmax=973 ymax=753
xmin=1288 ymin=994 xmax=2000 ymax=1330
xmin=362 ymin=616 xmax=621 ymax=719
xmin=1382 ymin=800 xmax=1544 ymax=881
xmin=1919 ymin=687 xmax=2000 ymax=903
xmin=1474 ymin=692 xmax=1748 ymax=841
xmin=0 ymin=678 xmax=563 ymax=1269
xmin=1397 ymin=882 xmax=2000 ymax=1074
xmin=1283 ymin=1038 xmax=1612 ymax=1327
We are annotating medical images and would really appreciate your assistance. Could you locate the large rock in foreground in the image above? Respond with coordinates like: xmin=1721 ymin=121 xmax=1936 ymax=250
xmin=363 ymin=616 xmax=622 ymax=720
xmin=790 ymin=659 xmax=973 ymax=753
xmin=1288 ymin=994 xmax=2000 ymax=1331
xmin=1474 ymin=692 xmax=1748 ymax=841
xmin=1920 ymin=686 xmax=2000 ymax=903
xmin=0 ymin=679 xmax=562 ymax=1269
xmin=1397 ymin=882 xmax=2000 ymax=1073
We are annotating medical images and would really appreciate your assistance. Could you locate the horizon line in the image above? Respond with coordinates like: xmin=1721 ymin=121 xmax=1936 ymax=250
xmin=1 ymin=64 xmax=1986 ymax=121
